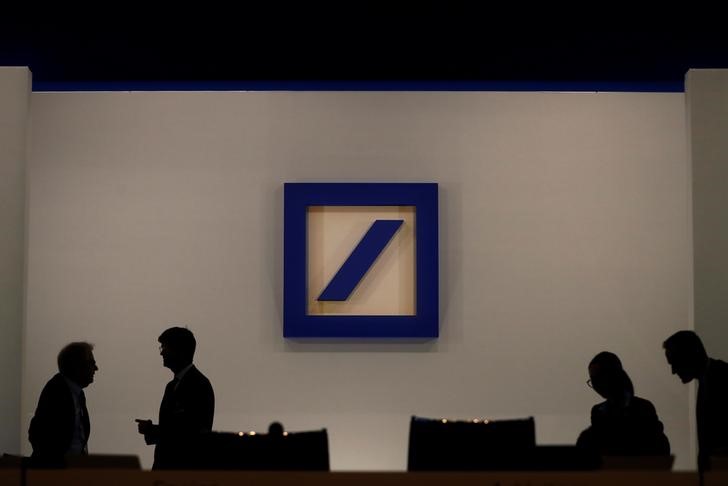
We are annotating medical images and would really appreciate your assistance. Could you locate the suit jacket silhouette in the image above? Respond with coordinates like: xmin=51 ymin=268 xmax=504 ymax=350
xmin=577 ymin=395 xmax=670 ymax=457
xmin=697 ymin=358 xmax=728 ymax=470
xmin=145 ymin=365 xmax=215 ymax=469
xmin=28 ymin=373 xmax=90 ymax=467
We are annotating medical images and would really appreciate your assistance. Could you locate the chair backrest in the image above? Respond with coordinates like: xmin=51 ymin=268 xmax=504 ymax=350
xmin=407 ymin=416 xmax=536 ymax=471
xmin=197 ymin=428 xmax=330 ymax=470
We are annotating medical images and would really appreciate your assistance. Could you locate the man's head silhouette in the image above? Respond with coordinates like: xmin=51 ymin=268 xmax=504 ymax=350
xmin=663 ymin=330 xmax=708 ymax=383
xmin=158 ymin=327 xmax=196 ymax=373
xmin=587 ymin=351 xmax=633 ymax=401
xmin=58 ymin=342 xmax=97 ymax=388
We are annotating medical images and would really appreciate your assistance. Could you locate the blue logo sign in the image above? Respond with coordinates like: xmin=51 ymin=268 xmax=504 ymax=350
xmin=284 ymin=183 xmax=438 ymax=338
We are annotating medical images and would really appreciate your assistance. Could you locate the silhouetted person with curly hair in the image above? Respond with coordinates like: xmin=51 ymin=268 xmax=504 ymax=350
xmin=28 ymin=342 xmax=98 ymax=468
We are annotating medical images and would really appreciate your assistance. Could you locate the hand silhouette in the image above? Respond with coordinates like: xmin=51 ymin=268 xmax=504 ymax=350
xmin=135 ymin=418 xmax=153 ymax=435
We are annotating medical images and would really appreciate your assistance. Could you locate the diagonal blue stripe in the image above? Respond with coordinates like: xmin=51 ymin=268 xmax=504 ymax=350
xmin=317 ymin=219 xmax=404 ymax=302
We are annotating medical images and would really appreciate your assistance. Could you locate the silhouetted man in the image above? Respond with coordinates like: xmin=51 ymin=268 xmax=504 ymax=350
xmin=28 ymin=342 xmax=98 ymax=467
xmin=136 ymin=327 xmax=214 ymax=469
xmin=664 ymin=330 xmax=728 ymax=471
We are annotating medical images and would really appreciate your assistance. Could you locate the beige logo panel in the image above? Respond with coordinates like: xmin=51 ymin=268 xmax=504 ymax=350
xmin=307 ymin=206 xmax=415 ymax=316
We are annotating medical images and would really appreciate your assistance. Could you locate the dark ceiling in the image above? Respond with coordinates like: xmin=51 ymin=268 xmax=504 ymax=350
xmin=3 ymin=4 xmax=728 ymax=87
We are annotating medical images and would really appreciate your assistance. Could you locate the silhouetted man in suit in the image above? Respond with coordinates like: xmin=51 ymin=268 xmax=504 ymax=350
xmin=136 ymin=327 xmax=214 ymax=470
xmin=664 ymin=330 xmax=728 ymax=471
xmin=28 ymin=342 xmax=98 ymax=467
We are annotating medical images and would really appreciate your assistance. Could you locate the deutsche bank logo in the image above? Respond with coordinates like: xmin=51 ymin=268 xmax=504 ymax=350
xmin=284 ymin=183 xmax=438 ymax=338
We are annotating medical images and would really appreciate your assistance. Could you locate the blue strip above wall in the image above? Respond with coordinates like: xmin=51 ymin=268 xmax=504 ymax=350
xmin=31 ymin=80 xmax=685 ymax=93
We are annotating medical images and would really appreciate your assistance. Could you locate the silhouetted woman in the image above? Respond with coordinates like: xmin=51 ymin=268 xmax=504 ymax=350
xmin=577 ymin=352 xmax=670 ymax=457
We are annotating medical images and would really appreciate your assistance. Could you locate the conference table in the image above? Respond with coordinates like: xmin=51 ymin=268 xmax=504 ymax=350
xmin=11 ymin=470 xmax=728 ymax=486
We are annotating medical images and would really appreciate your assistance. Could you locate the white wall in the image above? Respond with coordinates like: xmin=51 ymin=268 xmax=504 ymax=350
xmin=687 ymin=69 xmax=728 ymax=361
xmin=22 ymin=90 xmax=692 ymax=469
xmin=0 ymin=67 xmax=30 ymax=455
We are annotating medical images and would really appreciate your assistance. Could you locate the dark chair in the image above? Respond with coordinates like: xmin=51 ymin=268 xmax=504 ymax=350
xmin=197 ymin=423 xmax=329 ymax=471
xmin=407 ymin=415 xmax=537 ymax=471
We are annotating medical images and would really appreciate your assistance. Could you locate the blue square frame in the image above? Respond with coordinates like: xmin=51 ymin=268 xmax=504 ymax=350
xmin=284 ymin=183 xmax=439 ymax=338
